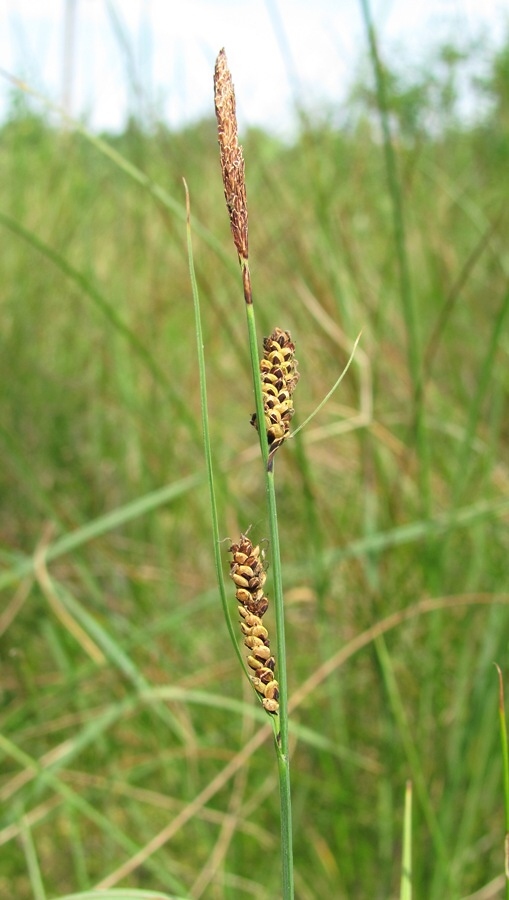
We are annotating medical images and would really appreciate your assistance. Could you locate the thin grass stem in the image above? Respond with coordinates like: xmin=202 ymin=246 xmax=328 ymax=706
xmin=400 ymin=780 xmax=413 ymax=900
xmin=495 ymin=665 xmax=509 ymax=900
xmin=291 ymin=331 xmax=361 ymax=439
xmin=18 ymin=808 xmax=47 ymax=900
xmin=358 ymin=0 xmax=430 ymax=519
xmin=0 ymin=733 xmax=184 ymax=893
xmin=0 ymin=67 xmax=234 ymax=270
xmin=243 ymin=273 xmax=294 ymax=899
xmin=243 ymin=267 xmax=270 ymax=470
xmin=374 ymin=634 xmax=449 ymax=872
xmin=266 ymin=465 xmax=294 ymax=898
xmin=184 ymin=180 xmax=244 ymax=673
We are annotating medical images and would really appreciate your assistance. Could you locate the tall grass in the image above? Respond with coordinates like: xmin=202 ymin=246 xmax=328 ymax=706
xmin=1 ymin=28 xmax=509 ymax=899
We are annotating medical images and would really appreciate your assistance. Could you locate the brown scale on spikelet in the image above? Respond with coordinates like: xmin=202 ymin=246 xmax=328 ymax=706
xmin=229 ymin=534 xmax=279 ymax=715
xmin=251 ymin=328 xmax=299 ymax=460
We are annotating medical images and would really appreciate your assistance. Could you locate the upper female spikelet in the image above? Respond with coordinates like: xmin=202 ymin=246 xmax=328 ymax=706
xmin=251 ymin=328 xmax=299 ymax=460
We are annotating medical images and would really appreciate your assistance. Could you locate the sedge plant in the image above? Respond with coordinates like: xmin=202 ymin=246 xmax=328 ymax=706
xmin=6 ymin=25 xmax=509 ymax=899
xmin=209 ymin=49 xmax=361 ymax=898
xmin=212 ymin=48 xmax=296 ymax=898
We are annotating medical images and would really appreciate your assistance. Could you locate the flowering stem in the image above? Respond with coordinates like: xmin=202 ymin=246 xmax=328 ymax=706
xmin=214 ymin=48 xmax=294 ymax=899
xmin=243 ymin=262 xmax=269 ymax=471
xmin=245 ymin=291 xmax=294 ymax=898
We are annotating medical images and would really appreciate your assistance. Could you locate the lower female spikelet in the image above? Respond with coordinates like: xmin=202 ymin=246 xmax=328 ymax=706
xmin=251 ymin=327 xmax=299 ymax=460
xmin=229 ymin=533 xmax=279 ymax=715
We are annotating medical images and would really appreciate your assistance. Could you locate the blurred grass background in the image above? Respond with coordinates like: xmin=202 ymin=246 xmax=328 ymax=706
xmin=1 ymin=22 xmax=509 ymax=900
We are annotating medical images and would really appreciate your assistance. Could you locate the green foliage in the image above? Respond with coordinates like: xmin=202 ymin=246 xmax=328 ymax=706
xmin=1 ymin=34 xmax=509 ymax=900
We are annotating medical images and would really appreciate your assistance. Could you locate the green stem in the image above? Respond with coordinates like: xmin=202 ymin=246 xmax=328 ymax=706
xmin=400 ymin=780 xmax=412 ymax=900
xmin=358 ymin=0 xmax=429 ymax=519
xmin=495 ymin=665 xmax=509 ymax=900
xmin=242 ymin=258 xmax=294 ymax=899
xmin=268 ymin=465 xmax=294 ymax=899
xmin=375 ymin=634 xmax=449 ymax=872
xmin=266 ymin=468 xmax=290 ymax=759
xmin=242 ymin=260 xmax=269 ymax=470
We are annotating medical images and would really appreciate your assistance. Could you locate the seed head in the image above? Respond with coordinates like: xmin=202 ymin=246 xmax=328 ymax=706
xmin=251 ymin=328 xmax=300 ymax=460
xmin=229 ymin=534 xmax=279 ymax=715
xmin=214 ymin=49 xmax=249 ymax=261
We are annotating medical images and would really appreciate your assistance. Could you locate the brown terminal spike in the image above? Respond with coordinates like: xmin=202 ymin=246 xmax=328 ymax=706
xmin=214 ymin=49 xmax=249 ymax=262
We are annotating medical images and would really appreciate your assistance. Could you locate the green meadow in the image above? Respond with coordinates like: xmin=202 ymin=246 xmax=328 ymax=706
xmin=1 ymin=33 xmax=509 ymax=900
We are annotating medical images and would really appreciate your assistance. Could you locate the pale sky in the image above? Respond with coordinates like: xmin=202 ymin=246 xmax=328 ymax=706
xmin=0 ymin=0 xmax=507 ymax=134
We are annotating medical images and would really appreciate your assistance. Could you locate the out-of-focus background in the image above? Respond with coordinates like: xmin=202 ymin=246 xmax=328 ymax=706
xmin=1 ymin=2 xmax=509 ymax=898
xmin=1 ymin=0 xmax=507 ymax=134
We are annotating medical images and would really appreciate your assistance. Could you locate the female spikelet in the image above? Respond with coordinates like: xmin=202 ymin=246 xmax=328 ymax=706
xmin=229 ymin=534 xmax=279 ymax=715
xmin=251 ymin=328 xmax=299 ymax=461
